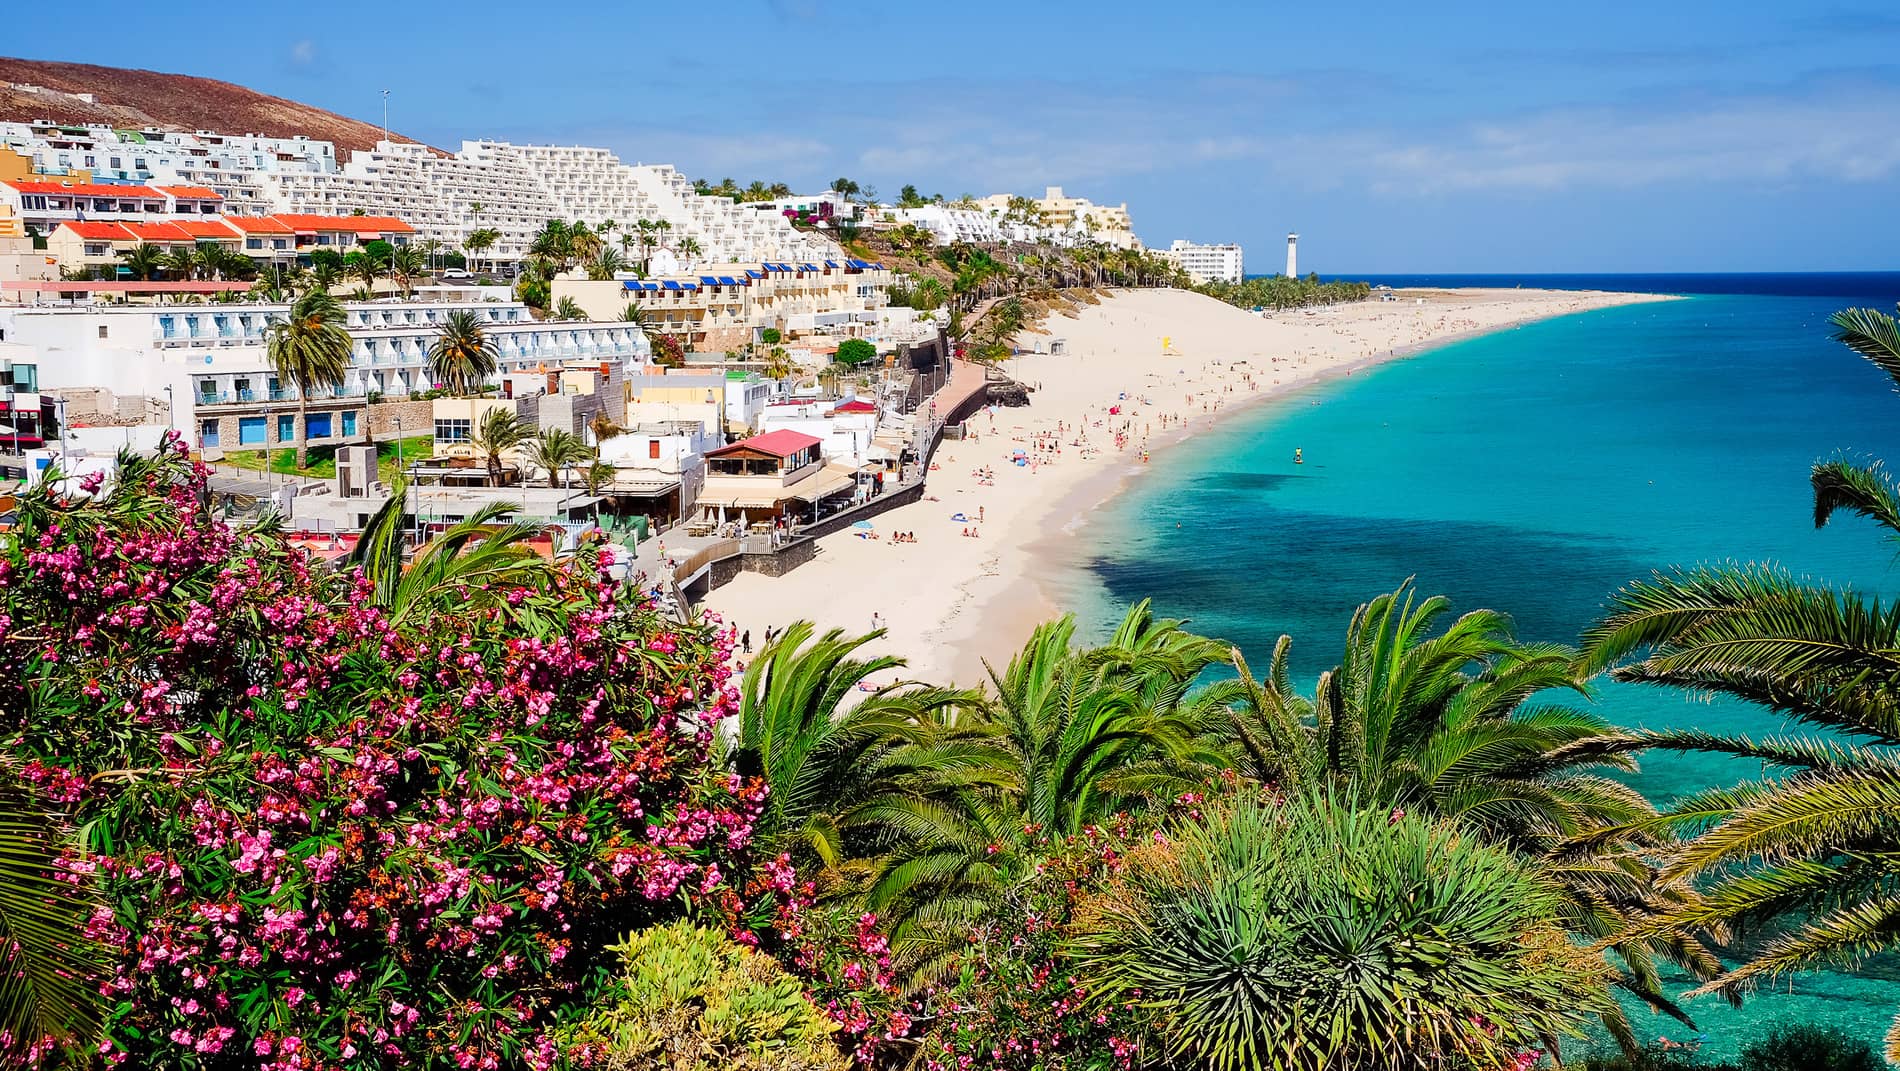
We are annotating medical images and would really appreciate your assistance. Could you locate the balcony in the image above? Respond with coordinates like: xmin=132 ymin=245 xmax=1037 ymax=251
xmin=194 ymin=386 xmax=368 ymax=408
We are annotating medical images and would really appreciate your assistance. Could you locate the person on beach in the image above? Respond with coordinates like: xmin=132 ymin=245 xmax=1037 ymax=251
xmin=742 ymin=630 xmax=751 ymax=654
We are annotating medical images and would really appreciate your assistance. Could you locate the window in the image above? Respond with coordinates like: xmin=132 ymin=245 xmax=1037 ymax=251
xmin=434 ymin=418 xmax=472 ymax=443
xmin=200 ymin=420 xmax=220 ymax=447
xmin=305 ymin=413 xmax=333 ymax=439
xmin=247 ymin=238 xmax=263 ymax=250
xmin=649 ymin=440 xmax=661 ymax=460
xmin=238 ymin=417 xmax=267 ymax=445
xmin=341 ymin=411 xmax=357 ymax=437
xmin=277 ymin=415 xmax=294 ymax=442
xmin=97 ymin=325 xmax=108 ymax=339
xmin=8 ymin=364 xmax=35 ymax=391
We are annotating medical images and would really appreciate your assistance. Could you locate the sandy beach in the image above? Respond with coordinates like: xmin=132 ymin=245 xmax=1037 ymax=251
xmin=704 ymin=287 xmax=1673 ymax=688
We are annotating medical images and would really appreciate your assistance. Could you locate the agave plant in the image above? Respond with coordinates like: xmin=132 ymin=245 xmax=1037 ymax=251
xmin=1070 ymin=789 xmax=1612 ymax=1071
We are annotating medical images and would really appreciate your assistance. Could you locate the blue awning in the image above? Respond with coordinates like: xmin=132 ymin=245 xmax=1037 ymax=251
xmin=846 ymin=258 xmax=870 ymax=269
xmin=871 ymin=262 xmax=886 ymax=269
xmin=745 ymin=269 xmax=764 ymax=279
xmin=799 ymin=263 xmax=819 ymax=272
xmin=622 ymin=280 xmax=643 ymax=290
xmin=699 ymin=275 xmax=720 ymax=285
xmin=824 ymin=259 xmax=840 ymax=268
xmin=681 ymin=282 xmax=699 ymax=290
xmin=662 ymin=280 xmax=682 ymax=290
xmin=719 ymin=275 xmax=739 ymax=285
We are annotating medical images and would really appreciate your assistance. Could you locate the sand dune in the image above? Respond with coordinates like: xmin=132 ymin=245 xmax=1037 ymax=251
xmin=704 ymin=287 xmax=1672 ymax=688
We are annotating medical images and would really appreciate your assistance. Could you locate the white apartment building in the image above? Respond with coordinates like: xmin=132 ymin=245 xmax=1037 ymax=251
xmin=0 ymin=121 xmax=339 ymax=216
xmin=1165 ymin=239 xmax=1244 ymax=284
xmin=889 ymin=204 xmax=1009 ymax=245
xmin=260 ymin=140 xmax=833 ymax=269
xmin=976 ymin=186 xmax=1143 ymax=249
xmin=0 ymin=300 xmax=651 ymax=454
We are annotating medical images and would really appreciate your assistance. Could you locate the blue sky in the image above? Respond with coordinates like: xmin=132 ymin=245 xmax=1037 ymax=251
xmin=30 ymin=1 xmax=1900 ymax=272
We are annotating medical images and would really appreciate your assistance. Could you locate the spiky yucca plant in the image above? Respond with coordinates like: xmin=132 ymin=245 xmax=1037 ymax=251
xmin=1070 ymin=789 xmax=1611 ymax=1071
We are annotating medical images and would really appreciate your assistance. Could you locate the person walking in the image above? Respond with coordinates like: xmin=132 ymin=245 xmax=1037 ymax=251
xmin=742 ymin=629 xmax=751 ymax=654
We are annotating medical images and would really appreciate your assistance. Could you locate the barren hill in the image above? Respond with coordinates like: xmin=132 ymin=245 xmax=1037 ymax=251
xmin=0 ymin=57 xmax=434 ymax=156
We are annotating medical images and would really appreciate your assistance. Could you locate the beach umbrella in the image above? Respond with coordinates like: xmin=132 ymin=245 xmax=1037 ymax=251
xmin=851 ymin=520 xmax=875 ymax=530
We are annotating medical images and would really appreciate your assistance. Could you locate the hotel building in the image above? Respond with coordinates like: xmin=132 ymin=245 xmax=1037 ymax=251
xmin=0 ymin=299 xmax=650 ymax=456
xmin=1164 ymin=239 xmax=1244 ymax=284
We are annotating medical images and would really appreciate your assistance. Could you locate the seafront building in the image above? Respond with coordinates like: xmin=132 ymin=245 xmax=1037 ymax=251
xmin=975 ymin=186 xmax=1142 ymax=249
xmin=0 ymin=298 xmax=651 ymax=456
xmin=1162 ymin=240 xmax=1244 ymax=284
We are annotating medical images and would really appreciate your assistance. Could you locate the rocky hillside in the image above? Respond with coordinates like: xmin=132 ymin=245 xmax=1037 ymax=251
xmin=0 ymin=57 xmax=433 ymax=155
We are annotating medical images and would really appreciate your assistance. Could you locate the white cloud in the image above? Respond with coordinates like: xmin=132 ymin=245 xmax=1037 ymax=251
xmin=1284 ymin=85 xmax=1900 ymax=196
xmin=290 ymin=40 xmax=317 ymax=67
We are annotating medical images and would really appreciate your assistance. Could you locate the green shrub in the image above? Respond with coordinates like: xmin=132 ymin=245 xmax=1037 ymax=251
xmin=1741 ymin=1024 xmax=1883 ymax=1071
xmin=1070 ymin=790 xmax=1613 ymax=1071
xmin=760 ymin=328 xmax=782 ymax=344
xmin=834 ymin=338 xmax=876 ymax=367
xmin=556 ymin=920 xmax=847 ymax=1071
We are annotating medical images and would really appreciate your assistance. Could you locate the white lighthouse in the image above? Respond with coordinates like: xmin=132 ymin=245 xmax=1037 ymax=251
xmin=1285 ymin=232 xmax=1299 ymax=278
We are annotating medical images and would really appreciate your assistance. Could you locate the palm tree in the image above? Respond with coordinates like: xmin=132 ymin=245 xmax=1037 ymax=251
xmin=676 ymin=236 xmax=702 ymax=265
xmin=581 ymin=460 xmax=616 ymax=501
xmin=428 ymin=310 xmax=499 ymax=395
xmin=524 ymin=427 xmax=592 ymax=489
xmin=347 ymin=488 xmax=549 ymax=621
xmin=308 ymin=261 xmax=342 ymax=294
xmin=1218 ymin=581 xmax=1711 ymax=1049
xmin=851 ymin=604 xmax=1227 ymax=955
xmin=469 ymin=406 xmax=532 ymax=487
xmin=552 ymin=296 xmax=587 ymax=321
xmin=0 ymin=772 xmax=110 ymax=1065
xmin=585 ymin=246 xmax=625 ymax=281
xmin=265 ymin=288 xmax=354 ymax=469
xmin=463 ymin=228 xmax=499 ymax=275
xmin=1580 ymin=305 xmax=1900 ymax=1060
xmin=721 ymin=625 xmax=975 ymax=867
xmin=343 ymin=248 xmax=379 ymax=292
xmin=619 ymin=302 xmax=654 ymax=331
xmin=389 ymin=243 xmax=426 ymax=297
xmin=118 ymin=242 xmax=166 ymax=282
xmin=161 ymin=246 xmax=198 ymax=281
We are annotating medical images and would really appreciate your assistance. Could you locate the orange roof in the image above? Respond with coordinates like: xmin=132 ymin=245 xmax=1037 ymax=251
xmin=222 ymin=216 xmax=294 ymax=235
xmin=171 ymin=219 xmax=240 ymax=240
xmin=57 ymin=221 xmax=131 ymax=241
xmin=156 ymin=185 xmax=222 ymax=200
xmin=4 ymin=181 xmax=163 ymax=199
xmin=119 ymin=221 xmax=193 ymax=242
xmin=270 ymin=213 xmax=414 ymax=234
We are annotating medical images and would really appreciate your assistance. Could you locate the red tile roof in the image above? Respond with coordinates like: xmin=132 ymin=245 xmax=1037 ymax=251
xmin=270 ymin=213 xmax=415 ymax=234
xmin=3 ymin=181 xmax=163 ymax=199
xmin=223 ymin=216 xmax=294 ymax=235
xmin=171 ymin=219 xmax=241 ymax=240
xmin=56 ymin=221 xmax=131 ymax=241
xmin=708 ymin=430 xmax=823 ymax=459
xmin=155 ymin=185 xmax=222 ymax=200
xmin=118 ymin=221 xmax=193 ymax=242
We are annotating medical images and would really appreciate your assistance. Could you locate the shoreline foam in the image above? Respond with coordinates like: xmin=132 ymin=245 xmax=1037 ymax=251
xmin=704 ymin=287 xmax=1678 ymax=687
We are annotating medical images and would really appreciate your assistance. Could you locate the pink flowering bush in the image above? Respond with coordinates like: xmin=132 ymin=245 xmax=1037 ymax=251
xmin=0 ymin=443 xmax=789 ymax=1069
xmin=797 ymin=826 xmax=1150 ymax=1071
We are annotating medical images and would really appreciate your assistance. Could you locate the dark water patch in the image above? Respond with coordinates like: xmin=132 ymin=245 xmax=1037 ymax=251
xmin=1090 ymin=508 xmax=1656 ymax=679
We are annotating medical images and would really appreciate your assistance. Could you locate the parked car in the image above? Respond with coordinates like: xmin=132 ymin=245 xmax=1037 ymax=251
xmin=443 ymin=268 xmax=472 ymax=280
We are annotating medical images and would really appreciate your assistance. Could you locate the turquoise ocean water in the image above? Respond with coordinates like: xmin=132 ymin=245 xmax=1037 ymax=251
xmin=1059 ymin=273 xmax=1900 ymax=1057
